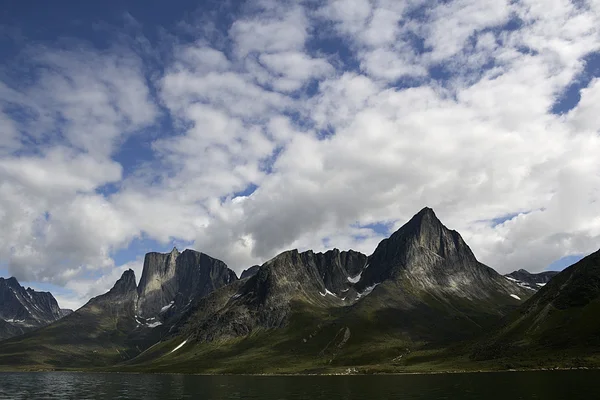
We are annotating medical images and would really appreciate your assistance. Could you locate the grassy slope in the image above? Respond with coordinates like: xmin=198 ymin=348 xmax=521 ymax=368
xmin=0 ymin=302 xmax=160 ymax=371
xmin=115 ymin=280 xmax=535 ymax=374
xmin=469 ymin=251 xmax=600 ymax=370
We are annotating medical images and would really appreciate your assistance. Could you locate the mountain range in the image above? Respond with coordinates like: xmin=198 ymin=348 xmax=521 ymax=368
xmin=0 ymin=277 xmax=71 ymax=340
xmin=0 ymin=207 xmax=597 ymax=374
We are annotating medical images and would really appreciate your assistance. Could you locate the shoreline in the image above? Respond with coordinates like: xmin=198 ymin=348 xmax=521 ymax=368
xmin=0 ymin=366 xmax=596 ymax=376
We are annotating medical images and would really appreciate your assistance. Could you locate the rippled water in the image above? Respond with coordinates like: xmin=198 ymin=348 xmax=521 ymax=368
xmin=0 ymin=370 xmax=597 ymax=399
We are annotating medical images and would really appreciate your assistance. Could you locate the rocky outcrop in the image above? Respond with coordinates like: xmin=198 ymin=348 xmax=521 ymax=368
xmin=182 ymin=248 xmax=368 ymax=342
xmin=240 ymin=265 xmax=260 ymax=279
xmin=504 ymin=269 xmax=559 ymax=290
xmin=0 ymin=277 xmax=70 ymax=340
xmin=136 ymin=248 xmax=237 ymax=319
xmin=355 ymin=207 xmax=529 ymax=301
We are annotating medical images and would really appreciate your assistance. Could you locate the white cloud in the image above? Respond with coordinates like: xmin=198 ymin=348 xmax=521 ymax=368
xmin=567 ymin=78 xmax=600 ymax=133
xmin=229 ymin=3 xmax=308 ymax=57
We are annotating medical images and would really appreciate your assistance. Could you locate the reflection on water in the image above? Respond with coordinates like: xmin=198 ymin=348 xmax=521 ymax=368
xmin=0 ymin=370 xmax=597 ymax=399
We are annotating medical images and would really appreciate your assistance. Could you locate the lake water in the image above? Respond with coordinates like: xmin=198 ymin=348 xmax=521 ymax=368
xmin=0 ymin=370 xmax=596 ymax=399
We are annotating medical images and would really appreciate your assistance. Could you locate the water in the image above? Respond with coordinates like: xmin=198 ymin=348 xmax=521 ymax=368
xmin=0 ymin=370 xmax=596 ymax=399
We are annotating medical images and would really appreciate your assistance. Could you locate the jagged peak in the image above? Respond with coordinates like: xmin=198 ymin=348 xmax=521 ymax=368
xmin=406 ymin=206 xmax=441 ymax=227
xmin=416 ymin=206 xmax=436 ymax=216
xmin=0 ymin=276 xmax=20 ymax=287
xmin=109 ymin=269 xmax=137 ymax=295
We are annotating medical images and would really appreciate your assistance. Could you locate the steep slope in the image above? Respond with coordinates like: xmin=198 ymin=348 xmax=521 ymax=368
xmin=0 ymin=270 xmax=140 ymax=369
xmin=179 ymin=248 xmax=367 ymax=342
xmin=136 ymin=248 xmax=237 ymax=319
xmin=473 ymin=249 xmax=600 ymax=366
xmin=356 ymin=208 xmax=526 ymax=301
xmin=504 ymin=269 xmax=559 ymax=290
xmin=0 ymin=277 xmax=71 ymax=340
xmin=0 ymin=249 xmax=238 ymax=370
xmin=127 ymin=208 xmax=530 ymax=374
xmin=240 ymin=265 xmax=260 ymax=279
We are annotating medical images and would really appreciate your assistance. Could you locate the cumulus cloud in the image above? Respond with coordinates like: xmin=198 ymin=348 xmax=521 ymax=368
xmin=2 ymin=0 xmax=600 ymax=308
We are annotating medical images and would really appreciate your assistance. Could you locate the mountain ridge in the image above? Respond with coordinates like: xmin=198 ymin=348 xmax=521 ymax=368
xmin=0 ymin=207 xmax=583 ymax=374
xmin=0 ymin=276 xmax=72 ymax=340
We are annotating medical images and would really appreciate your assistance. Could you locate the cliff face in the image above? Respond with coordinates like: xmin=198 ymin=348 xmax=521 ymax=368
xmin=179 ymin=247 xmax=367 ymax=342
xmin=136 ymin=248 xmax=237 ymax=318
xmin=352 ymin=207 xmax=529 ymax=302
xmin=0 ymin=277 xmax=71 ymax=340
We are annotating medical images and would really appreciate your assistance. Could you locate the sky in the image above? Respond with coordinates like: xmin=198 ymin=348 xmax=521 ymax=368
xmin=1 ymin=0 xmax=600 ymax=310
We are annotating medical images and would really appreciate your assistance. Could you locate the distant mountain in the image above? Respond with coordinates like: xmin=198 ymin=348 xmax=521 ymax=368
xmin=0 ymin=277 xmax=72 ymax=340
xmin=240 ymin=265 xmax=260 ymax=279
xmin=504 ymin=269 xmax=559 ymax=290
xmin=126 ymin=208 xmax=532 ymax=374
xmin=473 ymin=248 xmax=600 ymax=367
xmin=0 ymin=249 xmax=238 ymax=369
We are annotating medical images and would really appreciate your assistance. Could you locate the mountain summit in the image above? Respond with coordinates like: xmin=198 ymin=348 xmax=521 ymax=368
xmin=357 ymin=207 xmax=478 ymax=289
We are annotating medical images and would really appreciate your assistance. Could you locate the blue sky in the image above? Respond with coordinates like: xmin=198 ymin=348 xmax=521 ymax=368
xmin=1 ymin=0 xmax=600 ymax=309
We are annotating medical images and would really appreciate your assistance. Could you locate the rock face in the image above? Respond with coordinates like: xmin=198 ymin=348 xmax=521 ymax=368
xmin=136 ymin=248 xmax=237 ymax=318
xmin=240 ymin=265 xmax=260 ymax=279
xmin=356 ymin=207 xmax=530 ymax=300
xmin=0 ymin=277 xmax=71 ymax=340
xmin=504 ymin=269 xmax=559 ymax=290
xmin=182 ymin=248 xmax=368 ymax=342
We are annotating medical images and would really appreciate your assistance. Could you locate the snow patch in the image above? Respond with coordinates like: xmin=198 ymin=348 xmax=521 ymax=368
xmin=170 ymin=339 xmax=188 ymax=354
xmin=348 ymin=272 xmax=362 ymax=284
xmin=160 ymin=301 xmax=175 ymax=313
xmin=147 ymin=321 xmax=163 ymax=328
xmin=510 ymin=294 xmax=521 ymax=300
xmin=505 ymin=276 xmax=518 ymax=282
xmin=536 ymin=282 xmax=546 ymax=287
xmin=319 ymin=289 xmax=339 ymax=298
xmin=231 ymin=293 xmax=242 ymax=299
xmin=356 ymin=283 xmax=379 ymax=300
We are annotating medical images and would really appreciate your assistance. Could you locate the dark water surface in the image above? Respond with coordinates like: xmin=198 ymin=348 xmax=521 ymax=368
xmin=0 ymin=370 xmax=596 ymax=399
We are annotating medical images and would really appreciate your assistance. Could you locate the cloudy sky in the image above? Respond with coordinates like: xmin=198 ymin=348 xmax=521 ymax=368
xmin=1 ymin=0 xmax=600 ymax=309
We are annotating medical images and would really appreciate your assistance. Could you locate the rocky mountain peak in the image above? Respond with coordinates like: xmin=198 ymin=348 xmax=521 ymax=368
xmin=136 ymin=248 xmax=238 ymax=318
xmin=358 ymin=207 xmax=478 ymax=287
xmin=109 ymin=269 xmax=137 ymax=296
xmin=241 ymin=265 xmax=260 ymax=279
xmin=0 ymin=277 xmax=20 ymax=290
xmin=505 ymin=269 xmax=559 ymax=290
xmin=0 ymin=276 xmax=70 ymax=340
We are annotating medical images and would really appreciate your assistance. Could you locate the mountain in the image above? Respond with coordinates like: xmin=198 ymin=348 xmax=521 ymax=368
xmin=0 ymin=249 xmax=238 ymax=370
xmin=0 ymin=277 xmax=72 ymax=340
xmin=124 ymin=207 xmax=532 ymax=374
xmin=504 ymin=269 xmax=559 ymax=290
xmin=240 ymin=265 xmax=260 ymax=279
xmin=472 ymin=248 xmax=600 ymax=368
